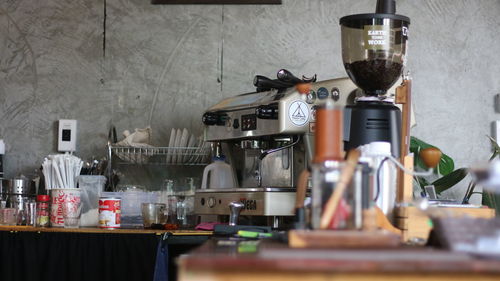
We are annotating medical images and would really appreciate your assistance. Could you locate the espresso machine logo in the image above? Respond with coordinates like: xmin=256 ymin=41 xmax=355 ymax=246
xmin=239 ymin=198 xmax=257 ymax=210
xmin=288 ymin=100 xmax=309 ymax=126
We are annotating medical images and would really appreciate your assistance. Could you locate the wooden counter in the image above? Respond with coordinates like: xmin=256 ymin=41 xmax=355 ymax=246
xmin=0 ymin=225 xmax=212 ymax=235
xmin=178 ymin=238 xmax=500 ymax=281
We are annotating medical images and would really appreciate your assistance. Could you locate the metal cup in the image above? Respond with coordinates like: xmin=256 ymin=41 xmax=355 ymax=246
xmin=24 ymin=201 xmax=36 ymax=226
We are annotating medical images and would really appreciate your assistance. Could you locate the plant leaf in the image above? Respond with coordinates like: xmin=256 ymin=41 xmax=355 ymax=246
xmin=410 ymin=136 xmax=454 ymax=176
xmin=487 ymin=135 xmax=500 ymax=161
xmin=432 ymin=168 xmax=468 ymax=194
xmin=482 ymin=191 xmax=500 ymax=215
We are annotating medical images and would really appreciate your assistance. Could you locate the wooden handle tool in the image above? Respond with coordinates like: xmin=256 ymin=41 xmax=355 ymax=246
xmin=319 ymin=149 xmax=361 ymax=229
xmin=295 ymin=169 xmax=310 ymax=209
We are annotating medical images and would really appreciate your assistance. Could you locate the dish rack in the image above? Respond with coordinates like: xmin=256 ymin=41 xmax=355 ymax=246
xmin=108 ymin=145 xmax=211 ymax=165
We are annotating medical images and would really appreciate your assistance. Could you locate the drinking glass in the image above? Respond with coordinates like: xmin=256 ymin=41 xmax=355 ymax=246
xmin=62 ymin=201 xmax=82 ymax=228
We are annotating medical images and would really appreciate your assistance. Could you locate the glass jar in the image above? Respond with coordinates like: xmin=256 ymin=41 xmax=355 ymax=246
xmin=311 ymin=160 xmax=364 ymax=230
xmin=36 ymin=195 xmax=50 ymax=227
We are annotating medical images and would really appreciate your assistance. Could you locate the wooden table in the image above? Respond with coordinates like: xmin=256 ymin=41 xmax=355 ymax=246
xmin=178 ymin=238 xmax=500 ymax=281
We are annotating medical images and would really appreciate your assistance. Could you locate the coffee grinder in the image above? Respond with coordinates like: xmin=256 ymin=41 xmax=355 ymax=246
xmin=340 ymin=0 xmax=410 ymax=157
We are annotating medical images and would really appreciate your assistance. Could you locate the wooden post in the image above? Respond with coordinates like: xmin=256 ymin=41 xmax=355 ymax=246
xmin=395 ymin=79 xmax=412 ymax=203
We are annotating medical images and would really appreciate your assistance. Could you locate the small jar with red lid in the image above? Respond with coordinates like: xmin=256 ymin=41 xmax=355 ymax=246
xmin=36 ymin=195 xmax=50 ymax=227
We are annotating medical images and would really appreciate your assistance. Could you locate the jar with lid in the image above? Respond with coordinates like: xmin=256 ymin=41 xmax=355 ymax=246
xmin=36 ymin=195 xmax=50 ymax=227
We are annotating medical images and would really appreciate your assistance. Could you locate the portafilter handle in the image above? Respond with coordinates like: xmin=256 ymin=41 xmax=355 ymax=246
xmin=229 ymin=201 xmax=244 ymax=226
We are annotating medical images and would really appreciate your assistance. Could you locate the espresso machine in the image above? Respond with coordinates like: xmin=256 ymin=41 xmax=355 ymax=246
xmin=195 ymin=70 xmax=361 ymax=228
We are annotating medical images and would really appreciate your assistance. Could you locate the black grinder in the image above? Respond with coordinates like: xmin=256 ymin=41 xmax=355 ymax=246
xmin=340 ymin=0 xmax=410 ymax=157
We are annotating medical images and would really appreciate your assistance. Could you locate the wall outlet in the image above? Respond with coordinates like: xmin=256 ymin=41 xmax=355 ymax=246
xmin=495 ymin=94 xmax=500 ymax=113
xmin=58 ymin=119 xmax=77 ymax=152
xmin=492 ymin=120 xmax=500 ymax=141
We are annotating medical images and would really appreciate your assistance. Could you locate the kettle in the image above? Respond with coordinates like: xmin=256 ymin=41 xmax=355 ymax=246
xmin=201 ymin=156 xmax=237 ymax=189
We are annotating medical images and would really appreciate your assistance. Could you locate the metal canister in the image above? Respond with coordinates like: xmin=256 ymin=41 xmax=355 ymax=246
xmin=98 ymin=197 xmax=121 ymax=229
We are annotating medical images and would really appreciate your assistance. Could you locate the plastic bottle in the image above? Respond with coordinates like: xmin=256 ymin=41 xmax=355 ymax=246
xmin=201 ymin=156 xmax=237 ymax=189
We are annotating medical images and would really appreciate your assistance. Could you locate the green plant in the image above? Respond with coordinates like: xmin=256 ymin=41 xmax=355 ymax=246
xmin=472 ymin=136 xmax=500 ymax=213
xmin=411 ymin=136 xmax=500 ymax=214
xmin=410 ymin=136 xmax=468 ymax=196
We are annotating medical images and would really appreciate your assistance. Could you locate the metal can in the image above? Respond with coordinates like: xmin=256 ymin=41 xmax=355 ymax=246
xmin=98 ymin=197 xmax=121 ymax=229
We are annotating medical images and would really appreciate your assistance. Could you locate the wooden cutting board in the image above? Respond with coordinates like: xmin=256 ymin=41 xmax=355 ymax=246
xmin=289 ymin=229 xmax=401 ymax=249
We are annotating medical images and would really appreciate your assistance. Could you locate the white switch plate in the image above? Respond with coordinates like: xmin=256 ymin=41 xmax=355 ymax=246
xmin=58 ymin=119 xmax=77 ymax=152
xmin=495 ymin=94 xmax=500 ymax=113
xmin=492 ymin=120 xmax=500 ymax=142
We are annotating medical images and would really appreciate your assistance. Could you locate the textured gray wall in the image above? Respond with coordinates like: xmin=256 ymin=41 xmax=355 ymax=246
xmin=1 ymin=0 xmax=499 ymax=201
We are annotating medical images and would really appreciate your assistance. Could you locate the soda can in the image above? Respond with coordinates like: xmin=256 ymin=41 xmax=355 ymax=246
xmin=98 ymin=197 xmax=121 ymax=229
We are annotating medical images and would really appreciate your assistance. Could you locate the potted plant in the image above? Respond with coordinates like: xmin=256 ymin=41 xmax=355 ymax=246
xmin=411 ymin=136 xmax=500 ymax=214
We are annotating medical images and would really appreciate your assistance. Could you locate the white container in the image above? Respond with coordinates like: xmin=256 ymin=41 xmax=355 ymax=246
xmin=359 ymin=142 xmax=397 ymax=220
xmin=201 ymin=157 xmax=237 ymax=189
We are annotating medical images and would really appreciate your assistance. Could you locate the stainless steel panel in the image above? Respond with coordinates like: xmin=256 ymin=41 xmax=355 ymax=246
xmin=194 ymin=190 xmax=296 ymax=216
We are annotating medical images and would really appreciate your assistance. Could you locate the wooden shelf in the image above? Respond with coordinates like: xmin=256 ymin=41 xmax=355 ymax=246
xmin=151 ymin=0 xmax=281 ymax=4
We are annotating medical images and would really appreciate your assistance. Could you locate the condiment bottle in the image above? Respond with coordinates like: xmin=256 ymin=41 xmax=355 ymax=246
xmin=36 ymin=195 xmax=50 ymax=227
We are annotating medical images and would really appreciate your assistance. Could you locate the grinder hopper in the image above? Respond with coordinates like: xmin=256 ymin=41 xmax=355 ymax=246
xmin=340 ymin=1 xmax=410 ymax=96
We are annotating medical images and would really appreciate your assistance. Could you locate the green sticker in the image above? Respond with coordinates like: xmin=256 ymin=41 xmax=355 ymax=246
xmin=364 ymin=25 xmax=391 ymax=50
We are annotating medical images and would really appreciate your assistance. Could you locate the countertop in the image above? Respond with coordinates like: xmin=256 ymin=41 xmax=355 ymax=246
xmin=0 ymin=225 xmax=212 ymax=235
xmin=179 ymin=238 xmax=500 ymax=274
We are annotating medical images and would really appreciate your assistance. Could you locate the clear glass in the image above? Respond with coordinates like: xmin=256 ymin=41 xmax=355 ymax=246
xmin=141 ymin=203 xmax=167 ymax=228
xmin=176 ymin=195 xmax=195 ymax=228
xmin=24 ymin=201 xmax=36 ymax=226
xmin=341 ymin=17 xmax=409 ymax=96
xmin=165 ymin=177 xmax=197 ymax=228
xmin=62 ymin=201 xmax=82 ymax=228
xmin=0 ymin=208 xmax=17 ymax=225
xmin=311 ymin=161 xmax=359 ymax=230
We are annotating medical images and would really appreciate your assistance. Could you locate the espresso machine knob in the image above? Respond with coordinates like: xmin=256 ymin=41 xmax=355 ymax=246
xmin=202 ymin=112 xmax=228 ymax=126
xmin=229 ymin=201 xmax=244 ymax=226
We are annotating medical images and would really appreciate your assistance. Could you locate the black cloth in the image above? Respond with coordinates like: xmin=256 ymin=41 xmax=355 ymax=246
xmin=0 ymin=231 xmax=158 ymax=281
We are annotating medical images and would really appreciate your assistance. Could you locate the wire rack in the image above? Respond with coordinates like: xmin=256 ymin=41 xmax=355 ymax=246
xmin=110 ymin=145 xmax=211 ymax=165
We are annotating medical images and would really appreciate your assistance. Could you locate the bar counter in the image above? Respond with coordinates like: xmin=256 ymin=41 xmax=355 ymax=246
xmin=178 ymin=238 xmax=500 ymax=281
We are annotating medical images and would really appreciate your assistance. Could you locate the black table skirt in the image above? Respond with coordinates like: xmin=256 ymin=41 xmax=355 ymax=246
xmin=0 ymin=231 xmax=208 ymax=281
xmin=0 ymin=231 xmax=159 ymax=281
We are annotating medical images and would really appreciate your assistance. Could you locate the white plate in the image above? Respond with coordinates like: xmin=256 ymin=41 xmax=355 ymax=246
xmin=188 ymin=137 xmax=202 ymax=164
xmin=178 ymin=128 xmax=189 ymax=163
xmin=173 ymin=128 xmax=182 ymax=163
xmin=166 ymin=128 xmax=176 ymax=164
xmin=200 ymin=141 xmax=210 ymax=163
xmin=191 ymin=137 xmax=204 ymax=164
xmin=184 ymin=133 xmax=197 ymax=163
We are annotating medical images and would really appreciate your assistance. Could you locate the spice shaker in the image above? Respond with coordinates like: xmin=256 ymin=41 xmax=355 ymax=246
xmin=36 ymin=195 xmax=50 ymax=227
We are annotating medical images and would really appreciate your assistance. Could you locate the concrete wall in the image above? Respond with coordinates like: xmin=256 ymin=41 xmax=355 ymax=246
xmin=1 ymin=0 xmax=499 ymax=201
